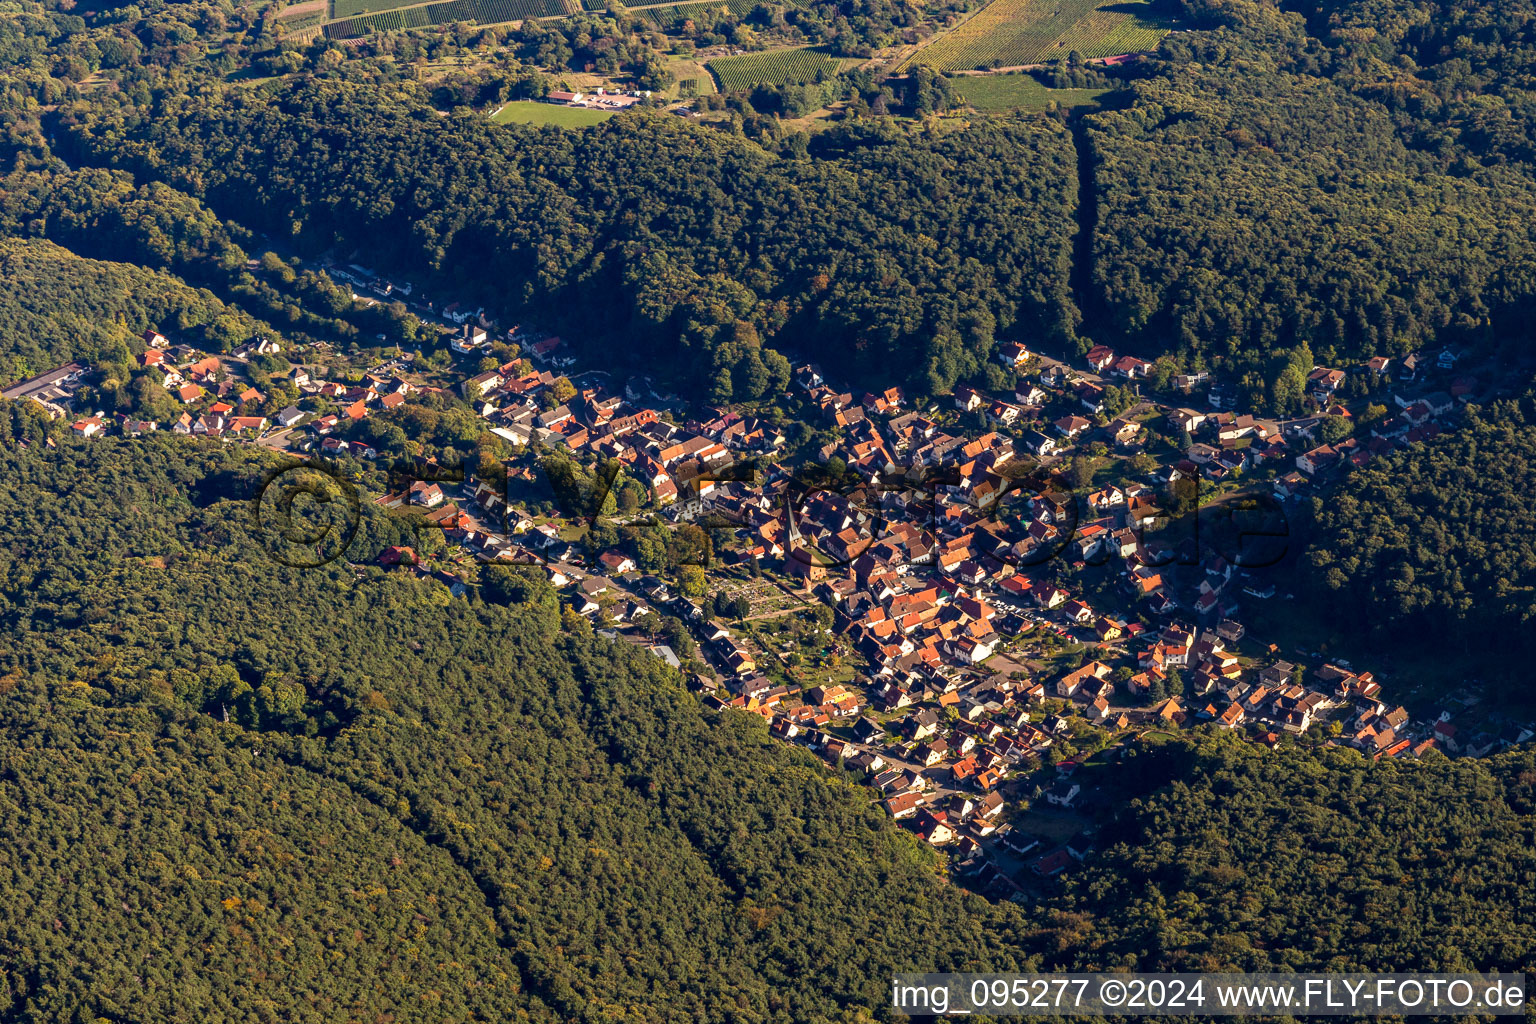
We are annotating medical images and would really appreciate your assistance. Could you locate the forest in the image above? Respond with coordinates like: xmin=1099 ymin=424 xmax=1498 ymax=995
xmin=1301 ymin=388 xmax=1536 ymax=667
xmin=0 ymin=433 xmax=1532 ymax=1021
xmin=1 ymin=0 xmax=1536 ymax=1016
xmin=58 ymin=95 xmax=1081 ymax=399
xmin=0 ymin=435 xmax=1041 ymax=1021
xmin=0 ymin=236 xmax=254 ymax=388
xmin=3 ymin=0 xmax=1526 ymax=407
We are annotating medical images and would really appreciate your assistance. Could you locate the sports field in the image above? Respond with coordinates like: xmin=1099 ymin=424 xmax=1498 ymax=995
xmin=901 ymin=0 xmax=1170 ymax=72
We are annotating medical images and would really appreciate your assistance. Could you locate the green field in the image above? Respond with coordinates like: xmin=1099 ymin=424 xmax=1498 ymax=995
xmin=491 ymin=100 xmax=614 ymax=127
xmin=901 ymin=0 xmax=1170 ymax=72
xmin=952 ymin=73 xmax=1111 ymax=111
xmin=708 ymin=46 xmax=849 ymax=91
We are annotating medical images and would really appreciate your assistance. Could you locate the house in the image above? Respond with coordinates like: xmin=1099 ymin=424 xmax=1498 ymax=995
xmin=914 ymin=810 xmax=955 ymax=845
xmin=1297 ymin=444 xmax=1340 ymax=476
xmin=227 ymin=416 xmax=268 ymax=434
xmin=953 ymin=387 xmax=984 ymax=413
xmin=275 ymin=405 xmax=305 ymax=428
xmin=1044 ymin=780 xmax=1081 ymax=808
xmin=884 ymin=791 xmax=925 ymax=819
xmin=998 ymin=342 xmax=1031 ymax=368
xmin=906 ymin=708 xmax=940 ymax=741
xmin=1092 ymin=617 xmax=1124 ymax=642
xmin=1054 ymin=415 xmax=1090 ymax=439
xmin=1020 ymin=430 xmax=1056 ymax=457
xmin=379 ymin=545 xmax=417 ymax=567
xmin=598 ymin=550 xmax=636 ymax=574
xmin=1274 ymin=471 xmax=1308 ymax=499
xmin=973 ymin=791 xmax=1005 ymax=822
xmin=1032 ymin=848 xmax=1073 ymax=877
xmin=1308 ymin=366 xmax=1346 ymax=400
xmin=451 ymin=324 xmax=489 ymax=353
xmin=1085 ymin=346 xmax=1115 ymax=373
xmin=1055 ymin=660 xmax=1113 ymax=699
xmin=1110 ymin=354 xmax=1150 ymax=379
xmin=71 ymin=416 xmax=104 ymax=438
xmin=1169 ymin=408 xmax=1206 ymax=435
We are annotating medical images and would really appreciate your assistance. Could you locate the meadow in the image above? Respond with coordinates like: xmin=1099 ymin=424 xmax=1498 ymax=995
xmin=952 ymin=73 xmax=1111 ymax=111
xmin=491 ymin=100 xmax=615 ymax=126
xmin=901 ymin=0 xmax=1170 ymax=72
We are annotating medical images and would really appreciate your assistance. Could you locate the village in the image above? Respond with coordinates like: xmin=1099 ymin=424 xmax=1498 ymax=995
xmin=8 ymin=255 xmax=1533 ymax=900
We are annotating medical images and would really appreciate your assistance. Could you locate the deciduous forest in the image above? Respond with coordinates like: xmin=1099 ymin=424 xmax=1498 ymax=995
xmin=1 ymin=0 xmax=1535 ymax=1016
xmin=0 ymin=437 xmax=1531 ymax=1020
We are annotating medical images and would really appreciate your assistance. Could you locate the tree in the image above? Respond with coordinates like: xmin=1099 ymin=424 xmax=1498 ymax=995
xmin=1318 ymin=415 xmax=1353 ymax=444
xmin=677 ymin=564 xmax=708 ymax=599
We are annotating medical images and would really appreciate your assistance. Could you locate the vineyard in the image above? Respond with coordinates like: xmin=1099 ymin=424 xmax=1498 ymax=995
xmin=898 ymin=0 xmax=1169 ymax=72
xmin=276 ymin=9 xmax=326 ymax=32
xmin=707 ymin=45 xmax=849 ymax=90
xmin=329 ymin=0 xmax=423 ymax=19
xmin=321 ymin=0 xmax=798 ymax=36
xmin=632 ymin=0 xmax=762 ymax=27
xmin=323 ymin=0 xmax=574 ymax=35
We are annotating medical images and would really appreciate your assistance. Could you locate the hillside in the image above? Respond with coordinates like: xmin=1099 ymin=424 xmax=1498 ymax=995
xmin=1052 ymin=735 xmax=1536 ymax=973
xmin=60 ymin=95 xmax=1081 ymax=397
xmin=0 ymin=435 xmax=1039 ymax=1021
xmin=0 ymin=237 xmax=250 ymax=389
xmin=1301 ymin=390 xmax=1536 ymax=673
xmin=0 ymin=433 xmax=1534 ymax=1019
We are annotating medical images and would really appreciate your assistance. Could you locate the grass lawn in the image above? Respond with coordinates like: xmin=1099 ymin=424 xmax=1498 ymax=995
xmin=954 ymin=74 xmax=1112 ymax=112
xmin=491 ymin=101 xmax=613 ymax=128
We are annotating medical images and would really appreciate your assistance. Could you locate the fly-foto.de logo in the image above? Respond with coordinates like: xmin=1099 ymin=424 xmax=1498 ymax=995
xmin=249 ymin=460 xmax=363 ymax=568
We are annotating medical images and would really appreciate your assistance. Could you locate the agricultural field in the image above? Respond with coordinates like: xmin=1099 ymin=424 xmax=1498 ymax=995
xmin=952 ymin=72 xmax=1111 ymax=111
xmin=900 ymin=0 xmax=1170 ymax=72
xmin=323 ymin=0 xmax=574 ymax=37
xmin=330 ymin=0 xmax=422 ymax=18
xmin=271 ymin=0 xmax=327 ymax=34
xmin=667 ymin=56 xmax=719 ymax=98
xmin=491 ymin=100 xmax=615 ymax=126
xmin=632 ymin=0 xmax=761 ymax=27
xmin=707 ymin=46 xmax=850 ymax=91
